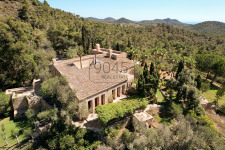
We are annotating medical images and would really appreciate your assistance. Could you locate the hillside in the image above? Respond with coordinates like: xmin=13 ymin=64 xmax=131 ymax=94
xmin=86 ymin=17 xmax=188 ymax=27
xmin=188 ymin=21 xmax=225 ymax=35
xmin=0 ymin=0 xmax=225 ymax=90
xmin=86 ymin=17 xmax=116 ymax=22
xmin=139 ymin=18 xmax=187 ymax=27
xmin=0 ymin=0 xmax=21 ymax=18
xmin=114 ymin=17 xmax=134 ymax=24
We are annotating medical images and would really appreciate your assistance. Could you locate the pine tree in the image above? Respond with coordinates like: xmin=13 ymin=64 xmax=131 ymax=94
xmin=18 ymin=3 xmax=29 ymax=21
xmin=176 ymin=61 xmax=184 ymax=79
xmin=43 ymin=0 xmax=50 ymax=7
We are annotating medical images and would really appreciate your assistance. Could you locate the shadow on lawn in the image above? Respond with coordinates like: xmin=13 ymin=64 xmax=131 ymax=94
xmin=0 ymin=144 xmax=17 ymax=150
xmin=210 ymin=83 xmax=219 ymax=90
xmin=202 ymin=79 xmax=220 ymax=90
xmin=157 ymin=100 xmax=173 ymax=124
xmin=14 ymin=118 xmax=33 ymax=129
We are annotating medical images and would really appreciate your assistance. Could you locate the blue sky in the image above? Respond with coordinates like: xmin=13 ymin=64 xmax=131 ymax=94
xmin=42 ymin=0 xmax=225 ymax=23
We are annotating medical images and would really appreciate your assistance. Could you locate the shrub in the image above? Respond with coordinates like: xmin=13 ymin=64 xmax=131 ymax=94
xmin=95 ymin=99 xmax=147 ymax=126
xmin=59 ymin=135 xmax=75 ymax=150
xmin=105 ymin=127 xmax=120 ymax=138
xmin=170 ymin=102 xmax=183 ymax=118
xmin=200 ymin=82 xmax=210 ymax=93
xmin=25 ymin=109 xmax=36 ymax=121
xmin=23 ymin=128 xmax=33 ymax=139
xmin=198 ymin=115 xmax=217 ymax=131
xmin=37 ymin=108 xmax=58 ymax=122
xmin=188 ymin=110 xmax=217 ymax=131
xmin=0 ymin=92 xmax=10 ymax=114
xmin=122 ymin=129 xmax=136 ymax=146
xmin=217 ymin=104 xmax=225 ymax=116
xmin=195 ymin=106 xmax=205 ymax=116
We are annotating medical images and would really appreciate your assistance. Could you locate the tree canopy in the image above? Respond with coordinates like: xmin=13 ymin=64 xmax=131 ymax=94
xmin=1 ymin=0 xmax=225 ymax=91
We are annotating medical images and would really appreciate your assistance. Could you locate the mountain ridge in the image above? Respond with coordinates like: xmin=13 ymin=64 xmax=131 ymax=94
xmin=86 ymin=17 xmax=187 ymax=26
xmin=86 ymin=17 xmax=225 ymax=35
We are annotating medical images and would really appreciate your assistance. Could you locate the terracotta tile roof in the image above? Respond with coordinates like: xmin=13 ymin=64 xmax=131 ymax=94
xmin=53 ymin=54 xmax=134 ymax=100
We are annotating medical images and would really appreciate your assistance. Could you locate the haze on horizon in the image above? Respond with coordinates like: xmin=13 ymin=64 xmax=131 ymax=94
xmin=43 ymin=0 xmax=225 ymax=24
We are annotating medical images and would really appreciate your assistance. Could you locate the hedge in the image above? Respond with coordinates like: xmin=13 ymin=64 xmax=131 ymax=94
xmin=95 ymin=99 xmax=147 ymax=126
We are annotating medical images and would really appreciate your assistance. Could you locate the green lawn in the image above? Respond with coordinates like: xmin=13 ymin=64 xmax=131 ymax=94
xmin=156 ymin=89 xmax=164 ymax=103
xmin=156 ymin=115 xmax=171 ymax=124
xmin=201 ymin=90 xmax=225 ymax=106
xmin=200 ymin=81 xmax=225 ymax=106
xmin=0 ymin=117 xmax=32 ymax=149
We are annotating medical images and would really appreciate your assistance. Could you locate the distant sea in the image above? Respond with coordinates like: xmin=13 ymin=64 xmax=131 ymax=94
xmin=184 ymin=21 xmax=225 ymax=25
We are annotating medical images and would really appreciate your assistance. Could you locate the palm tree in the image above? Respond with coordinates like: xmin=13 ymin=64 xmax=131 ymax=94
xmin=133 ymin=48 xmax=140 ymax=61
xmin=77 ymin=46 xmax=83 ymax=69
xmin=152 ymin=47 xmax=160 ymax=65
xmin=183 ymin=56 xmax=196 ymax=69
xmin=168 ymin=54 xmax=181 ymax=77
xmin=140 ymin=49 xmax=151 ymax=66
xmin=159 ymin=49 xmax=167 ymax=62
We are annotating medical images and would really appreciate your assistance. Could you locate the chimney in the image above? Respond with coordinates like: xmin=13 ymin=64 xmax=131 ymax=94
xmin=107 ymin=48 xmax=112 ymax=58
xmin=95 ymin=44 xmax=100 ymax=51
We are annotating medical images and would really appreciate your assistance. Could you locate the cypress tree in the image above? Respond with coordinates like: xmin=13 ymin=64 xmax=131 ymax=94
xmin=195 ymin=75 xmax=202 ymax=90
xmin=153 ymin=71 xmax=160 ymax=94
xmin=176 ymin=61 xmax=184 ymax=79
xmin=82 ymin=26 xmax=86 ymax=51
xmin=82 ymin=26 xmax=90 ymax=54
xmin=137 ymin=63 xmax=160 ymax=102
xmin=127 ymin=38 xmax=131 ymax=48
xmin=143 ymin=63 xmax=150 ymax=82
xmin=137 ymin=74 xmax=145 ymax=97
xmin=116 ymin=43 xmax=120 ymax=51
xmin=150 ymin=62 xmax=155 ymax=75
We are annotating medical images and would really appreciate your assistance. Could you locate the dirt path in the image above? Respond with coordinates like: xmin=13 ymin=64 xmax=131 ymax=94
xmin=206 ymin=110 xmax=225 ymax=138
xmin=201 ymin=97 xmax=225 ymax=138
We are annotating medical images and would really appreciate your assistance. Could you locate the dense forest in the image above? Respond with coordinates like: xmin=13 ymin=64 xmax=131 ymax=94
xmin=188 ymin=21 xmax=225 ymax=36
xmin=0 ymin=0 xmax=225 ymax=91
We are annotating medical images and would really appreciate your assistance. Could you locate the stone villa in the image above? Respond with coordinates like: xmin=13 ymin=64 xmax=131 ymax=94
xmin=51 ymin=44 xmax=135 ymax=113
